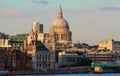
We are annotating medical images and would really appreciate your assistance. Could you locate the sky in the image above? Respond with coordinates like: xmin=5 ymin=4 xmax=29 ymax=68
xmin=0 ymin=0 xmax=120 ymax=45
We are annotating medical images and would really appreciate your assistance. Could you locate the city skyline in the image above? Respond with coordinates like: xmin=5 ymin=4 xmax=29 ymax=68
xmin=0 ymin=0 xmax=120 ymax=45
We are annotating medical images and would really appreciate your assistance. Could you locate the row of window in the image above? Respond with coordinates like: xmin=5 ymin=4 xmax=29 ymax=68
xmin=12 ymin=44 xmax=23 ymax=46
xmin=36 ymin=63 xmax=50 ymax=68
xmin=36 ymin=54 xmax=50 ymax=61
xmin=86 ymin=54 xmax=113 ymax=57
xmin=89 ymin=58 xmax=112 ymax=61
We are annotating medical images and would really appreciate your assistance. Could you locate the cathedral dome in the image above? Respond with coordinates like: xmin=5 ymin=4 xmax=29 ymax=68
xmin=52 ymin=18 xmax=69 ymax=31
xmin=51 ymin=5 xmax=70 ymax=32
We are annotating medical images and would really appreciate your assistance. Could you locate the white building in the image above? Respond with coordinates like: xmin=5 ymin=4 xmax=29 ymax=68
xmin=25 ymin=38 xmax=56 ymax=71
xmin=0 ymin=32 xmax=11 ymax=48
xmin=99 ymin=39 xmax=120 ymax=51
xmin=25 ymin=29 xmax=56 ymax=71
xmin=86 ymin=50 xmax=117 ymax=62
xmin=31 ymin=41 xmax=55 ymax=71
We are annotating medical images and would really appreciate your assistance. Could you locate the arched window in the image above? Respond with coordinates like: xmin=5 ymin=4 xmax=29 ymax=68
xmin=39 ymin=55 xmax=41 ymax=61
xmin=61 ymin=34 xmax=63 ymax=40
xmin=45 ymin=55 xmax=47 ymax=60
xmin=42 ymin=55 xmax=44 ymax=61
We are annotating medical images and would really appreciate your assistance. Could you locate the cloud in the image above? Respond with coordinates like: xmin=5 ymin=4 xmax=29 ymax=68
xmin=80 ymin=9 xmax=93 ymax=13
xmin=99 ymin=6 xmax=120 ymax=11
xmin=4 ymin=11 xmax=23 ymax=17
xmin=30 ymin=0 xmax=50 ymax=4
xmin=63 ymin=8 xmax=75 ymax=13
xmin=79 ymin=6 xmax=120 ymax=13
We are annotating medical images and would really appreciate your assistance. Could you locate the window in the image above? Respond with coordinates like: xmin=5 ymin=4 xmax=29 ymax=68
xmin=39 ymin=64 xmax=41 ymax=67
xmin=48 ymin=55 xmax=50 ymax=60
xmin=37 ymin=55 xmax=38 ymax=60
xmin=42 ymin=55 xmax=44 ymax=61
xmin=37 ymin=64 xmax=38 ymax=67
xmin=46 ymin=64 xmax=47 ymax=68
xmin=45 ymin=55 xmax=47 ymax=60
xmin=39 ymin=55 xmax=41 ymax=61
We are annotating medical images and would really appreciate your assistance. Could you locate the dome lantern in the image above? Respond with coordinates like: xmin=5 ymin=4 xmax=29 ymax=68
xmin=51 ymin=5 xmax=70 ymax=32
xmin=57 ymin=5 xmax=63 ymax=19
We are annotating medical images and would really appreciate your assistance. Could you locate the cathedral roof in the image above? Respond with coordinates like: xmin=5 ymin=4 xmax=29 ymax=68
xmin=51 ymin=5 xmax=70 ymax=32
xmin=32 ymin=40 xmax=49 ymax=51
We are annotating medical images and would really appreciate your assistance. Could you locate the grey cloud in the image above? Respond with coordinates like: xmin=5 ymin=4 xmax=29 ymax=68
xmin=4 ymin=11 xmax=23 ymax=17
xmin=63 ymin=8 xmax=75 ymax=13
xmin=30 ymin=0 xmax=51 ymax=4
xmin=100 ymin=6 xmax=120 ymax=11
xmin=80 ymin=6 xmax=120 ymax=13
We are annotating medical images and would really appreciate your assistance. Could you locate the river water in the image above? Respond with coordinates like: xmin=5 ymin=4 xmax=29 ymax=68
xmin=11 ymin=73 xmax=120 ymax=76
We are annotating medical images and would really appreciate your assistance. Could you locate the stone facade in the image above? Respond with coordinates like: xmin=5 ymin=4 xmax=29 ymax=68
xmin=99 ymin=39 xmax=120 ymax=51
xmin=0 ymin=32 xmax=11 ymax=48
